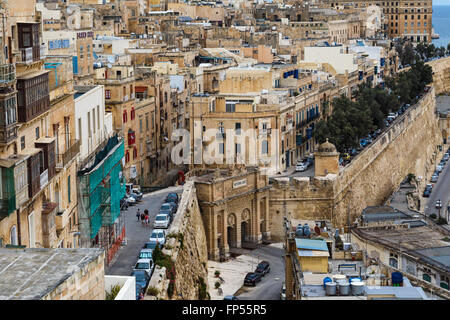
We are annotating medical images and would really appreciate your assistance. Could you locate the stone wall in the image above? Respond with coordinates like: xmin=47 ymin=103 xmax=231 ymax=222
xmin=428 ymin=56 xmax=450 ymax=95
xmin=42 ymin=250 xmax=106 ymax=300
xmin=148 ymin=181 xmax=209 ymax=300
xmin=270 ymin=88 xmax=441 ymax=240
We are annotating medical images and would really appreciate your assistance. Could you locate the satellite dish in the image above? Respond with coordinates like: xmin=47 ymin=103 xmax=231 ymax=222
xmin=107 ymin=63 xmax=112 ymax=68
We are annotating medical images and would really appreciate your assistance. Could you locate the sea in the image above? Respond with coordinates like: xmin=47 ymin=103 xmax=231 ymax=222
xmin=432 ymin=5 xmax=450 ymax=48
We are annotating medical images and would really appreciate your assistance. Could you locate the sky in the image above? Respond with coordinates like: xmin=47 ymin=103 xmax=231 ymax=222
xmin=434 ymin=0 xmax=450 ymax=5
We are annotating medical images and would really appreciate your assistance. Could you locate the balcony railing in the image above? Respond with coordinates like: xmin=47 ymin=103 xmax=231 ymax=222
xmin=0 ymin=64 xmax=16 ymax=85
xmin=56 ymin=140 xmax=80 ymax=169
xmin=18 ymin=46 xmax=41 ymax=64
xmin=20 ymin=48 xmax=33 ymax=64
xmin=40 ymin=169 xmax=49 ymax=187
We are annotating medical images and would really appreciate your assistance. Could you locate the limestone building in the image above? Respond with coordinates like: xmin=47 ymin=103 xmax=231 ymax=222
xmin=193 ymin=166 xmax=271 ymax=261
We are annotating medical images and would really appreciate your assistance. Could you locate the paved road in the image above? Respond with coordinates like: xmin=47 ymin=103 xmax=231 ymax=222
xmin=106 ymin=187 xmax=183 ymax=276
xmin=234 ymin=244 xmax=285 ymax=300
xmin=424 ymin=148 xmax=450 ymax=222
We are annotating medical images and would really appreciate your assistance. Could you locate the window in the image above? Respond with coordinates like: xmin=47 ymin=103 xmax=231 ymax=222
xmin=92 ymin=108 xmax=96 ymax=134
xmin=226 ymin=103 xmax=236 ymax=113
xmin=131 ymin=107 xmax=135 ymax=120
xmin=123 ymin=110 xmax=128 ymax=123
xmin=125 ymin=150 xmax=130 ymax=163
xmin=10 ymin=226 xmax=17 ymax=246
xmin=235 ymin=143 xmax=241 ymax=154
xmin=139 ymin=116 xmax=143 ymax=133
xmin=21 ymin=136 xmax=25 ymax=150
xmin=133 ymin=147 xmax=137 ymax=159
xmin=262 ymin=140 xmax=268 ymax=154
xmin=219 ymin=143 xmax=224 ymax=154
xmin=35 ymin=127 xmax=39 ymax=139
xmin=68 ymin=175 xmax=71 ymax=203
xmin=145 ymin=113 xmax=149 ymax=131
xmin=105 ymin=89 xmax=111 ymax=99
xmin=164 ymin=92 xmax=168 ymax=103
xmin=97 ymin=105 xmax=100 ymax=130
xmin=87 ymin=111 xmax=91 ymax=138
xmin=235 ymin=122 xmax=241 ymax=135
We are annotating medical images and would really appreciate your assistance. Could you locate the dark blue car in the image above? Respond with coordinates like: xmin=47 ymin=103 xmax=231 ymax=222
xmin=132 ymin=270 xmax=150 ymax=300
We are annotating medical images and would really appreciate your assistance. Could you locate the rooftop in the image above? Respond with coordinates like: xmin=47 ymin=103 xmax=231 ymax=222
xmin=436 ymin=95 xmax=450 ymax=115
xmin=0 ymin=248 xmax=104 ymax=300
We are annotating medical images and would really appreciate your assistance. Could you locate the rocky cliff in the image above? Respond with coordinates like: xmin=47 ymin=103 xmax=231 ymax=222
xmin=428 ymin=56 xmax=450 ymax=94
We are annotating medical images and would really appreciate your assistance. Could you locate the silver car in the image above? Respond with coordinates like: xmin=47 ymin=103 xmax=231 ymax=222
xmin=133 ymin=258 xmax=154 ymax=277
xmin=153 ymin=213 xmax=170 ymax=229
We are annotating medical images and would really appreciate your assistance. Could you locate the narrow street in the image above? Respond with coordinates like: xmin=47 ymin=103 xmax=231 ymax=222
xmin=106 ymin=187 xmax=183 ymax=276
xmin=234 ymin=244 xmax=285 ymax=300
xmin=424 ymin=146 xmax=450 ymax=224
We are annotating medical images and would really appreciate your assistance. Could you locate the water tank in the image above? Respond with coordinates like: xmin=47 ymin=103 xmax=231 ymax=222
xmin=303 ymin=224 xmax=311 ymax=237
xmin=392 ymin=272 xmax=403 ymax=286
xmin=338 ymin=281 xmax=350 ymax=296
xmin=325 ymin=282 xmax=337 ymax=296
xmin=295 ymin=224 xmax=303 ymax=237
xmin=350 ymin=277 xmax=361 ymax=283
xmin=332 ymin=274 xmax=346 ymax=282
xmin=323 ymin=277 xmax=332 ymax=289
xmin=351 ymin=281 xmax=365 ymax=295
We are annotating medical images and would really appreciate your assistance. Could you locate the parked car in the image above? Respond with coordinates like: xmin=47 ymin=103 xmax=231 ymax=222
xmin=295 ymin=162 xmax=308 ymax=172
xmin=359 ymin=139 xmax=368 ymax=148
xmin=124 ymin=194 xmax=136 ymax=206
xmin=423 ymin=189 xmax=431 ymax=197
xmin=143 ymin=241 xmax=158 ymax=251
xmin=133 ymin=258 xmax=154 ymax=277
xmin=153 ymin=213 xmax=171 ymax=229
xmin=244 ymin=272 xmax=263 ymax=286
xmin=149 ymin=229 xmax=166 ymax=245
xmin=431 ymin=174 xmax=439 ymax=183
xmin=223 ymin=295 xmax=239 ymax=300
xmin=425 ymin=184 xmax=433 ymax=191
xmin=129 ymin=191 xmax=143 ymax=202
xmin=160 ymin=202 xmax=176 ymax=215
xmin=166 ymin=193 xmax=179 ymax=204
xmin=132 ymin=270 xmax=150 ymax=298
xmin=281 ymin=282 xmax=286 ymax=300
xmin=138 ymin=249 xmax=153 ymax=260
xmin=255 ymin=261 xmax=270 ymax=276
xmin=443 ymin=153 xmax=449 ymax=161
xmin=159 ymin=209 xmax=173 ymax=222
xmin=342 ymin=153 xmax=351 ymax=161
xmin=436 ymin=165 xmax=444 ymax=172
xmin=135 ymin=283 xmax=144 ymax=300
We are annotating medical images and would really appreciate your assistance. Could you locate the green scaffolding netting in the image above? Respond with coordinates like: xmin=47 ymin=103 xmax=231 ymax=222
xmin=80 ymin=139 xmax=125 ymax=239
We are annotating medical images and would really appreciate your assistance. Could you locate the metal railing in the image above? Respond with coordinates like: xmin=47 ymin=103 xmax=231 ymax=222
xmin=56 ymin=140 xmax=80 ymax=168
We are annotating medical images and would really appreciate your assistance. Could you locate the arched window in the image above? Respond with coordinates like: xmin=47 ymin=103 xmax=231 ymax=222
xmin=10 ymin=226 xmax=17 ymax=246
xmin=423 ymin=273 xmax=431 ymax=282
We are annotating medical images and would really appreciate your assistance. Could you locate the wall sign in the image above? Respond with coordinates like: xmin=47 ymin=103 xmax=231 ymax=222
xmin=233 ymin=178 xmax=247 ymax=189
xmin=49 ymin=39 xmax=70 ymax=50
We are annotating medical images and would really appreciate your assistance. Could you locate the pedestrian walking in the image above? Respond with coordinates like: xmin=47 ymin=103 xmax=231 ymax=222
xmin=144 ymin=209 xmax=149 ymax=225
xmin=140 ymin=212 xmax=145 ymax=225
xmin=136 ymin=209 xmax=141 ymax=222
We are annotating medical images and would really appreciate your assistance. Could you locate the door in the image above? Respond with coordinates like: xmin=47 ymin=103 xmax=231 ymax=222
xmin=28 ymin=211 xmax=35 ymax=248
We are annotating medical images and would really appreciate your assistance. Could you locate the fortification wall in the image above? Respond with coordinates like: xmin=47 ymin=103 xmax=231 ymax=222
xmin=270 ymin=88 xmax=441 ymax=240
xmin=428 ymin=56 xmax=450 ymax=94
xmin=148 ymin=181 xmax=209 ymax=300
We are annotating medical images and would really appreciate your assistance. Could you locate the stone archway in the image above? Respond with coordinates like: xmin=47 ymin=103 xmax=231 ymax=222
xmin=227 ymin=213 xmax=237 ymax=248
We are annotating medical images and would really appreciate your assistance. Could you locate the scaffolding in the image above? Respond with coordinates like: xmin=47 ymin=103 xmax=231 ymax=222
xmin=78 ymin=135 xmax=126 ymax=254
